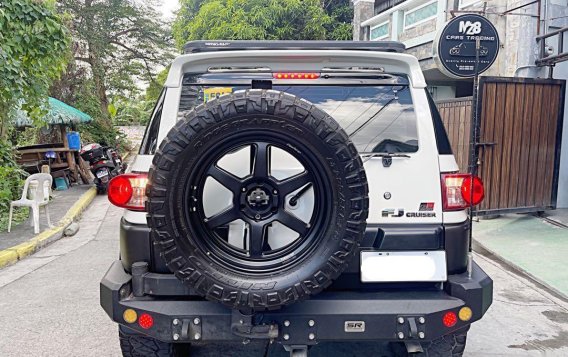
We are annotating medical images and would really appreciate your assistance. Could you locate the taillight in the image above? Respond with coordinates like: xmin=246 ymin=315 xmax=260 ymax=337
xmin=442 ymin=311 xmax=458 ymax=327
xmin=138 ymin=313 xmax=154 ymax=329
xmin=441 ymin=174 xmax=484 ymax=211
xmin=108 ymin=173 xmax=148 ymax=211
xmin=273 ymin=72 xmax=320 ymax=79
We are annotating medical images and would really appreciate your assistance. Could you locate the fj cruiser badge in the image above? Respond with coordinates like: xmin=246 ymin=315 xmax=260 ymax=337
xmin=344 ymin=321 xmax=365 ymax=332
xmin=382 ymin=206 xmax=436 ymax=218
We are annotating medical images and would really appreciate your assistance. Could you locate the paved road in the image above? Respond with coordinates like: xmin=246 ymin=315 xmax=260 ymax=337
xmin=1 ymin=195 xmax=567 ymax=356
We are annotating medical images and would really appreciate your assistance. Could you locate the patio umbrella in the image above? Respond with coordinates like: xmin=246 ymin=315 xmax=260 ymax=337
xmin=12 ymin=97 xmax=92 ymax=127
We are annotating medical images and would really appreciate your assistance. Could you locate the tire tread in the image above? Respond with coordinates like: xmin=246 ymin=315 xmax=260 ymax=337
xmin=147 ymin=89 xmax=369 ymax=311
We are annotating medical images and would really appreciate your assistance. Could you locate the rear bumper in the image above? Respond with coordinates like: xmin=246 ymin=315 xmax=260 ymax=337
xmin=100 ymin=260 xmax=492 ymax=345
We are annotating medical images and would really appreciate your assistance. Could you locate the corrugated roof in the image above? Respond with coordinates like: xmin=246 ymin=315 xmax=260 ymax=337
xmin=12 ymin=97 xmax=92 ymax=127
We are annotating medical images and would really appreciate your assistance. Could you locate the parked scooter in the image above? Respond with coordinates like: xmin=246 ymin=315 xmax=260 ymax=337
xmin=80 ymin=143 xmax=126 ymax=194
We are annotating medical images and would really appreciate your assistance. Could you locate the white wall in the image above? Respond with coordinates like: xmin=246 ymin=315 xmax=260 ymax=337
xmin=553 ymin=62 xmax=568 ymax=208
xmin=428 ymin=86 xmax=456 ymax=100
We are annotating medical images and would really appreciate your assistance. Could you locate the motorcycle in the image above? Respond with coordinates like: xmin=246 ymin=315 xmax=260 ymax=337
xmin=80 ymin=143 xmax=126 ymax=194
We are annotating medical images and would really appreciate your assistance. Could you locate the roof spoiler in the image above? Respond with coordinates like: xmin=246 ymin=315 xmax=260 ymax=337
xmin=183 ymin=40 xmax=406 ymax=54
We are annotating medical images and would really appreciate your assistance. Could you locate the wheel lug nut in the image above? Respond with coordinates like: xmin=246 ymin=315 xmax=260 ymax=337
xmin=273 ymin=190 xmax=278 ymax=194
xmin=242 ymin=187 xmax=246 ymax=192
xmin=255 ymin=214 xmax=261 ymax=219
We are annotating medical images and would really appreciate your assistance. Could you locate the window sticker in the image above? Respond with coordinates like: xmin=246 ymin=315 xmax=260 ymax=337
xmin=204 ymin=87 xmax=233 ymax=102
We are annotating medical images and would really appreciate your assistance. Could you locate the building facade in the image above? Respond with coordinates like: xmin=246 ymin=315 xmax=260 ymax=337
xmin=352 ymin=0 xmax=568 ymax=208
xmin=353 ymin=0 xmax=568 ymax=98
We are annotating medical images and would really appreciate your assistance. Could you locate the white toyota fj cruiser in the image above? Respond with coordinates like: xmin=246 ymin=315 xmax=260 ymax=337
xmin=101 ymin=41 xmax=492 ymax=357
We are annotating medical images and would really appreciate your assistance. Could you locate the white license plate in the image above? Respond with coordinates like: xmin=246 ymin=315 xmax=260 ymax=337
xmin=360 ymin=251 xmax=447 ymax=282
xmin=96 ymin=170 xmax=109 ymax=178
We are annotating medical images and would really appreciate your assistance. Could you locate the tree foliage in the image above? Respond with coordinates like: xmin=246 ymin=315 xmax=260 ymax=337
xmin=0 ymin=0 xmax=69 ymax=136
xmin=145 ymin=67 xmax=169 ymax=103
xmin=173 ymin=0 xmax=335 ymax=47
xmin=173 ymin=0 xmax=353 ymax=47
xmin=57 ymin=0 xmax=173 ymax=121
xmin=322 ymin=0 xmax=353 ymax=40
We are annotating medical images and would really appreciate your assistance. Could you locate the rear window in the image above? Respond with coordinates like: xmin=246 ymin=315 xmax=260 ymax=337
xmin=178 ymin=74 xmax=418 ymax=153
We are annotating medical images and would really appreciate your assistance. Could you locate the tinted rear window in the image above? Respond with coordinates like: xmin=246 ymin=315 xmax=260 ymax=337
xmin=179 ymin=76 xmax=418 ymax=153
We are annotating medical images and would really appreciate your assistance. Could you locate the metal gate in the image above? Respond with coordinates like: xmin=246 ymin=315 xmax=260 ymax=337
xmin=437 ymin=77 xmax=565 ymax=215
xmin=437 ymin=97 xmax=472 ymax=171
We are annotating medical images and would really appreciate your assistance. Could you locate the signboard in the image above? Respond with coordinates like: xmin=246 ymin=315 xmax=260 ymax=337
xmin=434 ymin=14 xmax=500 ymax=78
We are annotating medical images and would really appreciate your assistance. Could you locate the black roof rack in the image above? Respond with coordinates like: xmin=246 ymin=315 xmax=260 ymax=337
xmin=183 ymin=40 xmax=406 ymax=54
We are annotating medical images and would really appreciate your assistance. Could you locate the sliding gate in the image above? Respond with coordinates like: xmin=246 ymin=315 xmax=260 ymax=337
xmin=437 ymin=77 xmax=565 ymax=215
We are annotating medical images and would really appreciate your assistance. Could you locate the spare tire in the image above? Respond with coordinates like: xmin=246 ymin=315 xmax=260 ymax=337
xmin=147 ymin=89 xmax=368 ymax=310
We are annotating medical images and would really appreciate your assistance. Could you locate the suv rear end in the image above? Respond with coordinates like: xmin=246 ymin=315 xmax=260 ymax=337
xmin=101 ymin=41 xmax=492 ymax=357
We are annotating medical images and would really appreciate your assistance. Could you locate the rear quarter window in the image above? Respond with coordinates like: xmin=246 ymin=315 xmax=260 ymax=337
xmin=140 ymin=90 xmax=165 ymax=155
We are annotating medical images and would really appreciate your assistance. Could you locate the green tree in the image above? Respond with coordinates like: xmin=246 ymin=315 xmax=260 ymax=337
xmin=173 ymin=0 xmax=354 ymax=47
xmin=57 ymin=0 xmax=173 ymax=123
xmin=0 ymin=0 xmax=69 ymax=137
xmin=173 ymin=0 xmax=332 ymax=47
xmin=322 ymin=0 xmax=353 ymax=40
xmin=145 ymin=67 xmax=169 ymax=103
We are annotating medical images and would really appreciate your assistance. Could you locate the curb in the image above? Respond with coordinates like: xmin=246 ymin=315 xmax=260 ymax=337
xmin=473 ymin=239 xmax=568 ymax=304
xmin=0 ymin=186 xmax=97 ymax=269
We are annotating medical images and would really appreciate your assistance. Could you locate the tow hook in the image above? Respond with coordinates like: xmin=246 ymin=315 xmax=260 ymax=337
xmin=230 ymin=310 xmax=279 ymax=340
xmin=397 ymin=316 xmax=425 ymax=354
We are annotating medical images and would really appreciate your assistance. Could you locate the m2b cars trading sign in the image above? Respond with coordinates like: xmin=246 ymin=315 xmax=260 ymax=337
xmin=434 ymin=14 xmax=500 ymax=78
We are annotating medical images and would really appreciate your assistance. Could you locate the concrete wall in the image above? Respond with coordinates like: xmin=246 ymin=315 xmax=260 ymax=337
xmin=353 ymin=0 xmax=375 ymax=40
xmin=428 ymin=85 xmax=456 ymax=99
xmin=544 ymin=1 xmax=568 ymax=208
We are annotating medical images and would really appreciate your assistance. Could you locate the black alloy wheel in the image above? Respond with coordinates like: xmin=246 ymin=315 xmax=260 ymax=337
xmin=187 ymin=137 xmax=329 ymax=275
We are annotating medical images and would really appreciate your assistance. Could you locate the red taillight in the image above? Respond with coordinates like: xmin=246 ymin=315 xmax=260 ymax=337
xmin=273 ymin=72 xmax=320 ymax=80
xmin=441 ymin=174 xmax=484 ymax=211
xmin=442 ymin=311 xmax=457 ymax=327
xmin=108 ymin=173 xmax=148 ymax=211
xmin=461 ymin=175 xmax=484 ymax=206
xmin=138 ymin=313 xmax=154 ymax=329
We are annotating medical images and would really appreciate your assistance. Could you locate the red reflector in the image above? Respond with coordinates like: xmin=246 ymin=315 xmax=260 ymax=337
xmin=461 ymin=175 xmax=484 ymax=206
xmin=138 ymin=313 xmax=154 ymax=329
xmin=441 ymin=173 xmax=484 ymax=211
xmin=273 ymin=72 xmax=320 ymax=80
xmin=442 ymin=311 xmax=457 ymax=327
xmin=108 ymin=173 xmax=148 ymax=211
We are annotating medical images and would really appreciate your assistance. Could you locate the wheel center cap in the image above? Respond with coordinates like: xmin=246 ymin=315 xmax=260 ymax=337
xmin=240 ymin=183 xmax=279 ymax=221
xmin=247 ymin=187 xmax=270 ymax=208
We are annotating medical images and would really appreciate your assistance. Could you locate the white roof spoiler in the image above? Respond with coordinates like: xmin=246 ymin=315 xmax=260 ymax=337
xmin=165 ymin=50 xmax=427 ymax=89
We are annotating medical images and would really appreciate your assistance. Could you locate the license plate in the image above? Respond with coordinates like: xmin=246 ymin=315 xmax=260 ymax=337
xmin=96 ymin=170 xmax=109 ymax=178
xmin=360 ymin=251 xmax=447 ymax=282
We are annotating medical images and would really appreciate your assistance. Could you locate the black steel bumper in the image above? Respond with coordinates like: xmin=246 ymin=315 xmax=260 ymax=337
xmin=100 ymin=260 xmax=492 ymax=345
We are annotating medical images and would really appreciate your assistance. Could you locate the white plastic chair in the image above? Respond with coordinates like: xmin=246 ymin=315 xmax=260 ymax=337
xmin=8 ymin=173 xmax=53 ymax=234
